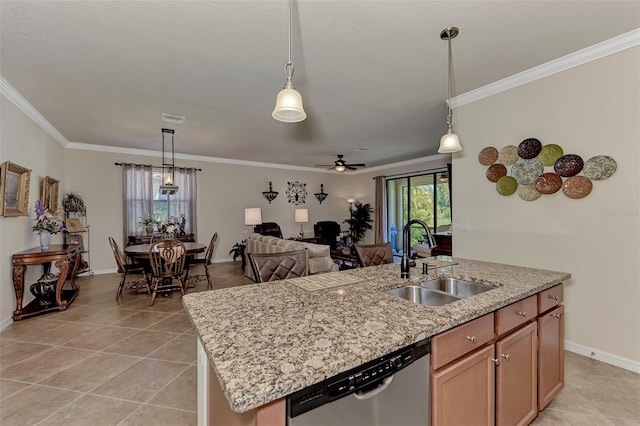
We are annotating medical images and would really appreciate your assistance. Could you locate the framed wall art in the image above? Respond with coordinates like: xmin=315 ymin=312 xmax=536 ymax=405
xmin=286 ymin=181 xmax=307 ymax=205
xmin=0 ymin=161 xmax=31 ymax=217
xmin=41 ymin=176 xmax=59 ymax=213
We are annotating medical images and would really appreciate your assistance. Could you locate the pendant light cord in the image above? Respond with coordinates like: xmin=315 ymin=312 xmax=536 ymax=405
xmin=446 ymin=34 xmax=453 ymax=130
xmin=285 ymin=0 xmax=294 ymax=81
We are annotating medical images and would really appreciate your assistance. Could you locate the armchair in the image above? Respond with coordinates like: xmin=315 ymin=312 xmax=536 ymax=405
xmin=313 ymin=221 xmax=341 ymax=250
xmin=253 ymin=222 xmax=283 ymax=239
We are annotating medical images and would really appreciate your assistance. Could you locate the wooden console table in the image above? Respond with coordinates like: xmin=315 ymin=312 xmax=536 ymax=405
xmin=127 ymin=233 xmax=195 ymax=246
xmin=12 ymin=244 xmax=81 ymax=320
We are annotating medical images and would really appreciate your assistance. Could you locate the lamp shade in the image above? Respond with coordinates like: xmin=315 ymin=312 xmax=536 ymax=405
xmin=244 ymin=208 xmax=262 ymax=226
xmin=273 ymin=88 xmax=307 ymax=123
xmin=294 ymin=208 xmax=309 ymax=223
xmin=438 ymin=132 xmax=462 ymax=153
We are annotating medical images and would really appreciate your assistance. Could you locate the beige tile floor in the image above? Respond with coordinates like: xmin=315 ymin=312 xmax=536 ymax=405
xmin=1 ymin=261 xmax=639 ymax=425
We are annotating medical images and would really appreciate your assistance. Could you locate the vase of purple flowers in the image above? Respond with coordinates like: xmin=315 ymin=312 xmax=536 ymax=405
xmin=32 ymin=200 xmax=65 ymax=249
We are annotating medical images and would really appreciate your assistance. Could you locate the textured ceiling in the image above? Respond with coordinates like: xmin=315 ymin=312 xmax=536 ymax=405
xmin=1 ymin=1 xmax=638 ymax=169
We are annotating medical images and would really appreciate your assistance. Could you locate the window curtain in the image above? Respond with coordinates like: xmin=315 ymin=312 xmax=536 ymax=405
xmin=122 ymin=163 xmax=153 ymax=244
xmin=374 ymin=176 xmax=386 ymax=243
xmin=170 ymin=167 xmax=198 ymax=238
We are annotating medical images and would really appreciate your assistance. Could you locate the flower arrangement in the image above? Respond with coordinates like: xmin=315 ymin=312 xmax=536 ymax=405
xmin=159 ymin=217 xmax=178 ymax=235
xmin=32 ymin=200 xmax=65 ymax=234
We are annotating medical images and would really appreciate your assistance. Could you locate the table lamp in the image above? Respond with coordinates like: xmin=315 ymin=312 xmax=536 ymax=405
xmin=245 ymin=208 xmax=262 ymax=234
xmin=294 ymin=208 xmax=308 ymax=238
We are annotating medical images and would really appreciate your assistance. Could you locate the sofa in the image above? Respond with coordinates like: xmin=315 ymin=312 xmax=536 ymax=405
xmin=244 ymin=233 xmax=338 ymax=281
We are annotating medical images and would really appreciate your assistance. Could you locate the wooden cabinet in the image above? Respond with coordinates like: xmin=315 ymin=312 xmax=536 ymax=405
xmin=538 ymin=285 xmax=564 ymax=411
xmin=432 ymin=345 xmax=495 ymax=426
xmin=431 ymin=289 xmax=564 ymax=426
xmin=496 ymin=321 xmax=538 ymax=426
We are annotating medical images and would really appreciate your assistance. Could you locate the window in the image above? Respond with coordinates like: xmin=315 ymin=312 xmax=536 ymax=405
xmin=122 ymin=163 xmax=198 ymax=240
xmin=386 ymin=171 xmax=450 ymax=253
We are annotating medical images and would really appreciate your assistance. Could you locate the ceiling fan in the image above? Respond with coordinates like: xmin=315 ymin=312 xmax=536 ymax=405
xmin=315 ymin=155 xmax=366 ymax=172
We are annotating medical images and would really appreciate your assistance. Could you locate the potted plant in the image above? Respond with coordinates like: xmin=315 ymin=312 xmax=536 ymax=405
xmin=344 ymin=201 xmax=374 ymax=246
xmin=229 ymin=241 xmax=245 ymax=262
xmin=137 ymin=213 xmax=157 ymax=235
xmin=62 ymin=192 xmax=86 ymax=215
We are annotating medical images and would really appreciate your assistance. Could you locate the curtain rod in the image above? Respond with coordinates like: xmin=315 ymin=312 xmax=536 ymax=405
xmin=114 ymin=162 xmax=202 ymax=171
xmin=372 ymin=166 xmax=449 ymax=180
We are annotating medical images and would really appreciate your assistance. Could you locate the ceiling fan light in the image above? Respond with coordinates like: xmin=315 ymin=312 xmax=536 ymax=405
xmin=335 ymin=164 xmax=346 ymax=172
xmin=438 ymin=131 xmax=462 ymax=153
xmin=273 ymin=87 xmax=307 ymax=122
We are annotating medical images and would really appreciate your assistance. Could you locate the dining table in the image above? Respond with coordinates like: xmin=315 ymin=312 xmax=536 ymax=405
xmin=124 ymin=242 xmax=207 ymax=292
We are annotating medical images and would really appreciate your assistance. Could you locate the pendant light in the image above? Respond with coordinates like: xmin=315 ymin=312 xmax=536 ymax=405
xmin=272 ymin=0 xmax=307 ymax=123
xmin=438 ymin=27 xmax=462 ymax=153
xmin=160 ymin=128 xmax=178 ymax=195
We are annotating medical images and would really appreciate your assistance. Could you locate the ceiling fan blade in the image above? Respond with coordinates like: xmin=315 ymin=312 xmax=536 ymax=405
xmin=314 ymin=165 xmax=334 ymax=167
xmin=347 ymin=166 xmax=358 ymax=170
xmin=347 ymin=163 xmax=366 ymax=167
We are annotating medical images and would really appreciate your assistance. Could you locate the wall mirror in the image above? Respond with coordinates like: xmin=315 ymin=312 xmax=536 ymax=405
xmin=0 ymin=161 xmax=31 ymax=217
xmin=41 ymin=176 xmax=60 ymax=213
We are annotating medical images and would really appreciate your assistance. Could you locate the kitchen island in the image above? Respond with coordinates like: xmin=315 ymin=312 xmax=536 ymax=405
xmin=182 ymin=257 xmax=570 ymax=425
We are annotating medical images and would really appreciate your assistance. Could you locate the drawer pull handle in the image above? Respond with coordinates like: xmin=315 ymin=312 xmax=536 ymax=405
xmin=518 ymin=311 xmax=527 ymax=317
xmin=552 ymin=313 xmax=561 ymax=319
xmin=491 ymin=358 xmax=500 ymax=365
xmin=549 ymin=295 xmax=559 ymax=301
xmin=466 ymin=336 xmax=477 ymax=343
xmin=501 ymin=353 xmax=510 ymax=361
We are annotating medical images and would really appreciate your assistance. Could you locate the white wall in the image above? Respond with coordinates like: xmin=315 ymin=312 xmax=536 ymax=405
xmin=453 ymin=47 xmax=640 ymax=367
xmin=63 ymin=149 xmax=357 ymax=273
xmin=0 ymin=95 xmax=66 ymax=329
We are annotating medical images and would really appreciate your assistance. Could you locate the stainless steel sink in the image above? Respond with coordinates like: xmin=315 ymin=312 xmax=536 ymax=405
xmin=385 ymin=286 xmax=461 ymax=306
xmin=420 ymin=277 xmax=494 ymax=298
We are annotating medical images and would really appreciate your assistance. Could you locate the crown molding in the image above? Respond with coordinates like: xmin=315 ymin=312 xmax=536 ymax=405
xmin=350 ymin=153 xmax=451 ymax=175
xmin=451 ymin=28 xmax=640 ymax=108
xmin=0 ymin=76 xmax=69 ymax=147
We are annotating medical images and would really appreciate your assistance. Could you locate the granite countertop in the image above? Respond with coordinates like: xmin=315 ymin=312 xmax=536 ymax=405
xmin=182 ymin=257 xmax=570 ymax=413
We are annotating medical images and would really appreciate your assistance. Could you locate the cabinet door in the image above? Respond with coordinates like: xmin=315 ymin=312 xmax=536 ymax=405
xmin=538 ymin=305 xmax=564 ymax=410
xmin=432 ymin=345 xmax=495 ymax=426
xmin=496 ymin=321 xmax=538 ymax=426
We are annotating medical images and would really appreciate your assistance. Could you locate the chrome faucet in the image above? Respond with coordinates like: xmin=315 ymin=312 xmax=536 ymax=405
xmin=401 ymin=219 xmax=436 ymax=278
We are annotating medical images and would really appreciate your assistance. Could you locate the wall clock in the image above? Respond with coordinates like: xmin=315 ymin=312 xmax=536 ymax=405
xmin=286 ymin=181 xmax=307 ymax=205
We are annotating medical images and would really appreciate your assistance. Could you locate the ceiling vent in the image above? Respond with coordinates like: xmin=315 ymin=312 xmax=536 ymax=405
xmin=162 ymin=113 xmax=186 ymax=124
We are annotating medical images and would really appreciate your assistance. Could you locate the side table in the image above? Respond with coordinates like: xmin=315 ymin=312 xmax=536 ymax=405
xmin=330 ymin=249 xmax=361 ymax=270
xmin=12 ymin=244 xmax=81 ymax=320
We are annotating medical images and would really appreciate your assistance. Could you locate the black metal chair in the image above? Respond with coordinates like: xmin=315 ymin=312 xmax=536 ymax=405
xmin=253 ymin=222 xmax=283 ymax=239
xmin=248 ymin=249 xmax=308 ymax=282
xmin=108 ymin=236 xmax=150 ymax=299
xmin=314 ymin=221 xmax=341 ymax=250
xmin=184 ymin=232 xmax=218 ymax=289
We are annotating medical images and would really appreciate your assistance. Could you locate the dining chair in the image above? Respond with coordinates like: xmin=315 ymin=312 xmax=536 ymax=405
xmin=184 ymin=232 xmax=218 ymax=289
xmin=248 ymin=249 xmax=308 ymax=282
xmin=148 ymin=239 xmax=187 ymax=306
xmin=354 ymin=243 xmax=394 ymax=267
xmin=108 ymin=236 xmax=150 ymax=299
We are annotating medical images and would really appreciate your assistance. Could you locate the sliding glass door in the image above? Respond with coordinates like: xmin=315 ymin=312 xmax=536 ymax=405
xmin=386 ymin=171 xmax=451 ymax=253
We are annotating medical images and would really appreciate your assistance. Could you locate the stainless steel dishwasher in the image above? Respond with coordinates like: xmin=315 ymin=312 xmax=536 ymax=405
xmin=287 ymin=338 xmax=430 ymax=426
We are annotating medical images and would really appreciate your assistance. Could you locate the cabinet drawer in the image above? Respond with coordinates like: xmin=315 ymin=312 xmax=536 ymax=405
xmin=495 ymin=295 xmax=536 ymax=336
xmin=538 ymin=284 xmax=563 ymax=314
xmin=432 ymin=313 xmax=494 ymax=370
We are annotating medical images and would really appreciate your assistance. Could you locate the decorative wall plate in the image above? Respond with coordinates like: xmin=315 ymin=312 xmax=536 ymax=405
xmin=554 ymin=154 xmax=584 ymax=177
xmin=562 ymin=176 xmax=592 ymax=199
xmin=517 ymin=138 xmax=542 ymax=159
xmin=511 ymin=157 xmax=544 ymax=185
xmin=498 ymin=145 xmax=518 ymax=166
xmin=583 ymin=155 xmax=617 ymax=180
xmin=535 ymin=173 xmax=563 ymax=194
xmin=496 ymin=176 xmax=518 ymax=196
xmin=478 ymin=147 xmax=499 ymax=166
xmin=486 ymin=164 xmax=507 ymax=182
xmin=286 ymin=181 xmax=307 ymax=205
xmin=517 ymin=184 xmax=541 ymax=201
xmin=538 ymin=144 xmax=564 ymax=166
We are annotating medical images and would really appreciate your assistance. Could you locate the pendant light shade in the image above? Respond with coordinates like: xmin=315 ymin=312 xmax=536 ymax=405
xmin=273 ymin=0 xmax=306 ymax=123
xmin=438 ymin=27 xmax=462 ymax=154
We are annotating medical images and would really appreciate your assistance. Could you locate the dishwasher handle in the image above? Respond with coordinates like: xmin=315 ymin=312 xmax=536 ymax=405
xmin=352 ymin=375 xmax=395 ymax=400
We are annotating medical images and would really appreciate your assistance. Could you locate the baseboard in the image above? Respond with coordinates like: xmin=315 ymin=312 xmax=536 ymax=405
xmin=91 ymin=268 xmax=117 ymax=275
xmin=0 ymin=317 xmax=13 ymax=332
xmin=565 ymin=340 xmax=640 ymax=374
